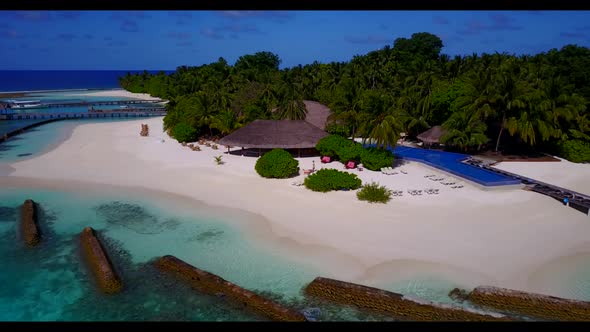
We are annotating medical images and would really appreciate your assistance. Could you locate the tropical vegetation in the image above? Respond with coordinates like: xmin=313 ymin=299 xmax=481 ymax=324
xmin=357 ymin=182 xmax=393 ymax=203
xmin=120 ymin=32 xmax=590 ymax=162
xmin=304 ymin=169 xmax=362 ymax=192
xmin=255 ymin=149 xmax=299 ymax=178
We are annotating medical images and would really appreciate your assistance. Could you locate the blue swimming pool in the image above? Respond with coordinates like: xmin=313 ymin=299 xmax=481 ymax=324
xmin=378 ymin=145 xmax=521 ymax=187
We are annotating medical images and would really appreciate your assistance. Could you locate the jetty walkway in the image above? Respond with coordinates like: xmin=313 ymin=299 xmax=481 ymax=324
xmin=1 ymin=108 xmax=166 ymax=121
xmin=0 ymin=110 xmax=166 ymax=143
xmin=465 ymin=158 xmax=590 ymax=215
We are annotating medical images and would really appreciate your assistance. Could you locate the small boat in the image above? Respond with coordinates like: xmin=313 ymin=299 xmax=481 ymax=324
xmin=5 ymin=99 xmax=45 ymax=109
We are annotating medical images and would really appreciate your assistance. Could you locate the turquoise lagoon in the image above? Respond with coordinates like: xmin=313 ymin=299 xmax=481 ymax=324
xmin=0 ymin=182 xmax=398 ymax=321
xmin=0 ymin=118 xmax=141 ymax=163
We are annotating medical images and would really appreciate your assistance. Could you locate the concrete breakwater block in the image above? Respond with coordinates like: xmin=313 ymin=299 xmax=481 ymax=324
xmin=154 ymin=255 xmax=306 ymax=321
xmin=304 ymin=277 xmax=509 ymax=321
xmin=80 ymin=227 xmax=123 ymax=294
xmin=469 ymin=286 xmax=590 ymax=321
xmin=21 ymin=199 xmax=40 ymax=247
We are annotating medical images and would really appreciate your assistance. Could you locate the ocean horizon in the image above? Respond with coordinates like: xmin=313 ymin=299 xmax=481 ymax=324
xmin=0 ymin=70 xmax=174 ymax=93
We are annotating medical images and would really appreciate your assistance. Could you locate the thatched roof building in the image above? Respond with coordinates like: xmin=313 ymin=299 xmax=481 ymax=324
xmin=271 ymin=100 xmax=332 ymax=130
xmin=417 ymin=126 xmax=447 ymax=145
xmin=302 ymin=100 xmax=331 ymax=130
xmin=218 ymin=120 xmax=329 ymax=149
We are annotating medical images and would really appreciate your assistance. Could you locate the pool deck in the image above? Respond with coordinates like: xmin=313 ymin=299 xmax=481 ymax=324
xmin=387 ymin=146 xmax=523 ymax=189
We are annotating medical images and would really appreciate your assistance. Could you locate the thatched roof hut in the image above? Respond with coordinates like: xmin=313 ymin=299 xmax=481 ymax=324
xmin=218 ymin=120 xmax=329 ymax=149
xmin=417 ymin=126 xmax=447 ymax=145
xmin=271 ymin=100 xmax=332 ymax=130
xmin=302 ymin=100 xmax=331 ymax=130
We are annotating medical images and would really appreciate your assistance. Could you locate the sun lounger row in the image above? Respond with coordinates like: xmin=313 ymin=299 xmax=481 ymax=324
xmin=407 ymin=189 xmax=441 ymax=195
xmin=381 ymin=167 xmax=396 ymax=175
xmin=381 ymin=167 xmax=407 ymax=175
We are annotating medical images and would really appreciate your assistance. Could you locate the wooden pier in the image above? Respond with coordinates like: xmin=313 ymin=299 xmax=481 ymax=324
xmin=1 ymin=109 xmax=166 ymax=121
xmin=88 ymin=107 xmax=166 ymax=113
xmin=46 ymin=99 xmax=164 ymax=108
xmin=3 ymin=99 xmax=164 ymax=110
xmin=0 ymin=110 xmax=166 ymax=143
xmin=465 ymin=158 xmax=590 ymax=215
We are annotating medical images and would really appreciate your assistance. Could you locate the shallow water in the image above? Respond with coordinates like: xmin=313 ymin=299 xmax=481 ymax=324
xmin=0 ymin=118 xmax=141 ymax=164
xmin=0 ymin=185 xmax=397 ymax=321
xmin=527 ymin=252 xmax=590 ymax=301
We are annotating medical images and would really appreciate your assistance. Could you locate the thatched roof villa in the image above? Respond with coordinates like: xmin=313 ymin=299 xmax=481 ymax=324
xmin=219 ymin=120 xmax=329 ymax=156
xmin=219 ymin=100 xmax=332 ymax=156
xmin=417 ymin=125 xmax=447 ymax=147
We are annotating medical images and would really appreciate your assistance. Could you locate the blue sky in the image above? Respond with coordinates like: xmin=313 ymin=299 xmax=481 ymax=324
xmin=0 ymin=10 xmax=589 ymax=70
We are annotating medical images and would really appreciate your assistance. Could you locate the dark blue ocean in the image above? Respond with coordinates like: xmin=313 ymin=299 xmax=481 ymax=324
xmin=0 ymin=70 xmax=174 ymax=92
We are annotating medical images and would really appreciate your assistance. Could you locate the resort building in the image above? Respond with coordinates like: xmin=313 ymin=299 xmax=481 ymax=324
xmin=219 ymin=100 xmax=331 ymax=157
xmin=416 ymin=125 xmax=447 ymax=148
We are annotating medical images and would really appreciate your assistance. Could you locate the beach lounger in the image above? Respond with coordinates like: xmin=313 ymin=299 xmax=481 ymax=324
xmin=400 ymin=170 xmax=408 ymax=174
xmin=451 ymin=185 xmax=464 ymax=189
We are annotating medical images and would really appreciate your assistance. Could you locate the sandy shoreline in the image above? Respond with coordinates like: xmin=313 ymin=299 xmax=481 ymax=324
xmin=4 ymin=117 xmax=590 ymax=299
xmin=64 ymin=89 xmax=164 ymax=101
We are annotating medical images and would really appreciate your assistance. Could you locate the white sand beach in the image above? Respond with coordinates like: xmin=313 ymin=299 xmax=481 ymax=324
xmin=494 ymin=159 xmax=590 ymax=196
xmin=67 ymin=89 xmax=164 ymax=101
xmin=5 ymin=116 xmax=590 ymax=298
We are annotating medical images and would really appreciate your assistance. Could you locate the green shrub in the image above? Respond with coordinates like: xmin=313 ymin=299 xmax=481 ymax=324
xmin=316 ymin=135 xmax=352 ymax=158
xmin=337 ymin=143 xmax=364 ymax=163
xmin=558 ymin=140 xmax=590 ymax=163
xmin=304 ymin=169 xmax=362 ymax=192
xmin=255 ymin=149 xmax=299 ymax=178
xmin=171 ymin=122 xmax=198 ymax=143
xmin=356 ymin=182 xmax=393 ymax=203
xmin=360 ymin=147 xmax=394 ymax=171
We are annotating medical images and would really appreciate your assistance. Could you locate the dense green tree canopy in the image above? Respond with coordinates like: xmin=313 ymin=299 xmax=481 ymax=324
xmin=120 ymin=33 xmax=589 ymax=162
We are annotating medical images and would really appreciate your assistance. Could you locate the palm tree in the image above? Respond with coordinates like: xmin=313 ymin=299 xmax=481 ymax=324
xmin=441 ymin=109 xmax=488 ymax=152
xmin=327 ymin=77 xmax=364 ymax=140
xmin=210 ymin=109 xmax=243 ymax=136
xmin=276 ymin=80 xmax=307 ymax=120
xmin=492 ymin=59 xmax=530 ymax=151
xmin=365 ymin=114 xmax=405 ymax=150
xmin=505 ymin=98 xmax=553 ymax=146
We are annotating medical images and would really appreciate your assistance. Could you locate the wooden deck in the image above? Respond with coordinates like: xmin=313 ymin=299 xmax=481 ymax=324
xmin=42 ymin=99 xmax=164 ymax=109
xmin=464 ymin=158 xmax=590 ymax=215
xmin=0 ymin=111 xmax=166 ymax=143
xmin=1 ymin=109 xmax=166 ymax=121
